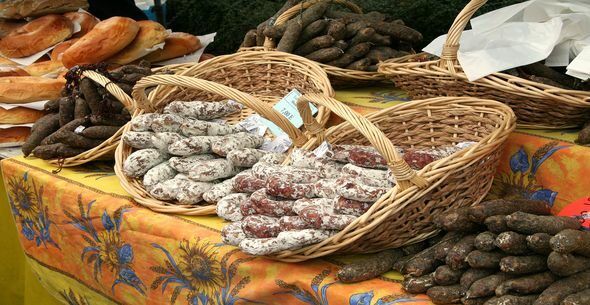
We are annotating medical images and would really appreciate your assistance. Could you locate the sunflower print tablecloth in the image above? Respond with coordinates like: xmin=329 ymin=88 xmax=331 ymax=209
xmin=2 ymin=86 xmax=589 ymax=305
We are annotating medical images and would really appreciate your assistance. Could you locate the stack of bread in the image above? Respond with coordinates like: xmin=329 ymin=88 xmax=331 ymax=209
xmin=0 ymin=0 xmax=207 ymax=148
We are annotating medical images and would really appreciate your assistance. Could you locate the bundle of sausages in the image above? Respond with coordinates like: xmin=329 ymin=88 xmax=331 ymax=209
xmin=121 ymin=100 xmax=279 ymax=205
xmin=241 ymin=0 xmax=423 ymax=72
xmin=220 ymin=141 xmax=474 ymax=256
xmin=337 ymin=198 xmax=590 ymax=305
xmin=21 ymin=62 xmax=152 ymax=160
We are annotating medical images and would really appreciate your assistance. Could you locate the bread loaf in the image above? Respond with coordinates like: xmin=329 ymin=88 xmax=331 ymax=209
xmin=0 ymin=19 xmax=25 ymax=38
xmin=0 ymin=107 xmax=45 ymax=124
xmin=24 ymin=60 xmax=66 ymax=77
xmin=50 ymin=39 xmax=79 ymax=61
xmin=0 ymin=66 xmax=29 ymax=77
xmin=0 ymin=77 xmax=65 ymax=103
xmin=0 ymin=127 xmax=30 ymax=148
xmin=62 ymin=17 xmax=139 ymax=68
xmin=108 ymin=20 xmax=168 ymax=65
xmin=63 ymin=11 xmax=99 ymax=38
xmin=143 ymin=32 xmax=201 ymax=63
xmin=0 ymin=0 xmax=88 ymax=19
xmin=0 ymin=15 xmax=74 ymax=58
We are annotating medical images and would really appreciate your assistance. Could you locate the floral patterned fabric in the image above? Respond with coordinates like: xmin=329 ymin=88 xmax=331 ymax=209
xmin=2 ymin=87 xmax=589 ymax=305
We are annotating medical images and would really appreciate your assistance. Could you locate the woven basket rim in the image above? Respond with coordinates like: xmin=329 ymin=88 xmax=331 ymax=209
xmin=46 ymin=70 xmax=134 ymax=168
xmin=264 ymin=95 xmax=516 ymax=262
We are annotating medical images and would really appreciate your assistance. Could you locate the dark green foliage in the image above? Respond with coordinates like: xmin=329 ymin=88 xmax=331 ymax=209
xmin=166 ymin=0 xmax=526 ymax=55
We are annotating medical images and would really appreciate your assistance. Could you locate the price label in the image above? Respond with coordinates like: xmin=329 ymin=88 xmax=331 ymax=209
xmin=260 ymin=134 xmax=292 ymax=153
xmin=313 ymin=141 xmax=333 ymax=158
xmin=262 ymin=89 xmax=318 ymax=137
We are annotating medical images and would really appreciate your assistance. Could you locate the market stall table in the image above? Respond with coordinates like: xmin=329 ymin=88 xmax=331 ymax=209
xmin=1 ymin=87 xmax=588 ymax=305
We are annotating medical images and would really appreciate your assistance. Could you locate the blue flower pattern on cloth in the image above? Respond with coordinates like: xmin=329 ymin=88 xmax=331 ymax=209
xmin=64 ymin=196 xmax=145 ymax=296
xmin=7 ymin=172 xmax=60 ymax=249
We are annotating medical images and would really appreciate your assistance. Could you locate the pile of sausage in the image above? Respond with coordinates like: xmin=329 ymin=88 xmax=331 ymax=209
xmin=122 ymin=100 xmax=273 ymax=205
xmin=220 ymin=141 xmax=474 ymax=256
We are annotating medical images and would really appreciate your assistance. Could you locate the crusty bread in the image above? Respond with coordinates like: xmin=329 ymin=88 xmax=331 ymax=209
xmin=50 ymin=38 xmax=79 ymax=61
xmin=24 ymin=60 xmax=66 ymax=77
xmin=0 ymin=0 xmax=88 ymax=19
xmin=62 ymin=17 xmax=139 ymax=68
xmin=0 ymin=19 xmax=25 ymax=38
xmin=0 ymin=14 xmax=74 ymax=58
xmin=108 ymin=20 xmax=168 ymax=65
xmin=143 ymin=32 xmax=201 ymax=63
xmin=0 ymin=127 xmax=30 ymax=147
xmin=0 ymin=77 xmax=65 ymax=103
xmin=0 ymin=107 xmax=45 ymax=124
xmin=63 ymin=11 xmax=99 ymax=38
xmin=0 ymin=65 xmax=29 ymax=77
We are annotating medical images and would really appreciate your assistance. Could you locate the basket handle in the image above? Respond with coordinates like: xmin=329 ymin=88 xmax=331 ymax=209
xmin=83 ymin=70 xmax=135 ymax=113
xmin=264 ymin=0 xmax=363 ymax=49
xmin=296 ymin=93 xmax=429 ymax=191
xmin=439 ymin=0 xmax=487 ymax=74
xmin=132 ymin=74 xmax=309 ymax=146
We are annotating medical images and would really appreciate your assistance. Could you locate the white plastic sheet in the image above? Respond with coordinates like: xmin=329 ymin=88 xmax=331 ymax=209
xmin=424 ymin=0 xmax=590 ymax=81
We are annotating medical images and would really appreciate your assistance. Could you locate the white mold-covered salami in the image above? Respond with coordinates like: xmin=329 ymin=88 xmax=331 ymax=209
xmin=168 ymin=136 xmax=222 ymax=156
xmin=123 ymin=148 xmax=167 ymax=177
xmin=342 ymin=164 xmax=389 ymax=180
xmin=150 ymin=114 xmax=186 ymax=132
xmin=334 ymin=196 xmax=372 ymax=216
xmin=289 ymin=148 xmax=318 ymax=168
xmin=227 ymin=148 xmax=267 ymax=168
xmin=211 ymin=132 xmax=264 ymax=157
xmin=335 ymin=176 xmax=388 ymax=202
xmin=300 ymin=206 xmax=357 ymax=230
xmin=221 ymin=222 xmax=247 ymax=246
xmin=253 ymin=163 xmax=323 ymax=183
xmin=353 ymin=175 xmax=393 ymax=188
xmin=164 ymin=100 xmax=243 ymax=120
xmin=312 ymin=179 xmax=339 ymax=199
xmin=252 ymin=162 xmax=280 ymax=180
xmin=279 ymin=216 xmax=311 ymax=231
xmin=180 ymin=118 xmax=208 ymax=136
xmin=169 ymin=154 xmax=217 ymax=173
xmin=149 ymin=176 xmax=190 ymax=201
xmin=233 ymin=172 xmax=266 ymax=193
xmin=239 ymin=238 xmax=283 ymax=256
xmin=202 ymin=178 xmax=237 ymax=203
xmin=240 ymin=198 xmax=257 ymax=217
xmin=250 ymin=189 xmax=296 ymax=217
xmin=216 ymin=193 xmax=249 ymax=221
xmin=130 ymin=113 xmax=156 ymax=131
xmin=293 ymin=198 xmax=334 ymax=215
xmin=123 ymin=131 xmax=155 ymax=149
xmin=317 ymin=159 xmax=345 ymax=179
xmin=151 ymin=132 xmax=185 ymax=153
xmin=258 ymin=153 xmax=287 ymax=165
xmin=242 ymin=215 xmax=281 ymax=238
xmin=176 ymin=180 xmax=215 ymax=204
xmin=188 ymin=159 xmax=237 ymax=182
xmin=266 ymin=175 xmax=315 ymax=200
xmin=143 ymin=161 xmax=177 ymax=191
xmin=277 ymin=229 xmax=335 ymax=251
xmin=206 ymin=121 xmax=245 ymax=136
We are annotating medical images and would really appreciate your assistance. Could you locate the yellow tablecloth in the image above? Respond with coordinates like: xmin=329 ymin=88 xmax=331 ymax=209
xmin=1 ymin=86 xmax=589 ymax=305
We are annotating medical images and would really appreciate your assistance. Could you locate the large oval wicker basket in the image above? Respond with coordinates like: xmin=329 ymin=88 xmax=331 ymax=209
xmin=47 ymin=70 xmax=134 ymax=167
xmin=253 ymin=0 xmax=390 ymax=87
xmin=115 ymin=52 xmax=334 ymax=216
xmin=378 ymin=0 xmax=590 ymax=129
xmin=265 ymin=94 xmax=516 ymax=262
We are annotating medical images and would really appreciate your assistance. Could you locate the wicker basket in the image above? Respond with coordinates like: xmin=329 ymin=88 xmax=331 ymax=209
xmin=255 ymin=0 xmax=390 ymax=87
xmin=265 ymin=94 xmax=516 ymax=262
xmin=378 ymin=0 xmax=590 ymax=129
xmin=115 ymin=52 xmax=334 ymax=215
xmin=47 ymin=70 xmax=134 ymax=168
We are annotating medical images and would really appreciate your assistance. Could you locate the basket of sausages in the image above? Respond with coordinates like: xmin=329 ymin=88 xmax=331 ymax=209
xmin=216 ymin=94 xmax=516 ymax=262
xmin=377 ymin=0 xmax=590 ymax=129
xmin=114 ymin=50 xmax=334 ymax=215
xmin=21 ymin=63 xmax=153 ymax=167
xmin=239 ymin=0 xmax=423 ymax=87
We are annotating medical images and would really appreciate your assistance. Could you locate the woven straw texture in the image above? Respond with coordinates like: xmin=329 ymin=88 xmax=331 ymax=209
xmin=266 ymin=94 xmax=516 ymax=262
xmin=252 ymin=0 xmax=390 ymax=87
xmin=47 ymin=70 xmax=134 ymax=168
xmin=378 ymin=0 xmax=590 ymax=129
xmin=115 ymin=51 xmax=334 ymax=215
